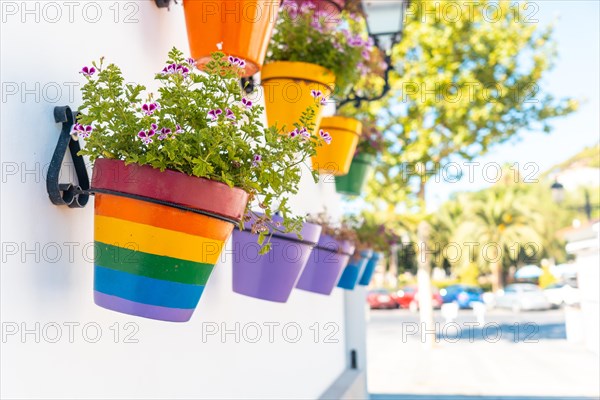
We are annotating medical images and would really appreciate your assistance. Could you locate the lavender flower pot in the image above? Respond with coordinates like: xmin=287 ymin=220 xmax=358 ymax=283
xmin=232 ymin=217 xmax=322 ymax=303
xmin=295 ymin=235 xmax=355 ymax=295
xmin=337 ymin=250 xmax=373 ymax=290
xmin=359 ymin=252 xmax=383 ymax=286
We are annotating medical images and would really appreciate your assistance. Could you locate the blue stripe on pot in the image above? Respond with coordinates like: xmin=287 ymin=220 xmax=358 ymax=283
xmin=358 ymin=251 xmax=383 ymax=286
xmin=94 ymin=266 xmax=204 ymax=309
xmin=337 ymin=249 xmax=373 ymax=290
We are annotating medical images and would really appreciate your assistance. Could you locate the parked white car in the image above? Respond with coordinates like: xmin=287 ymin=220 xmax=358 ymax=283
xmin=543 ymin=283 xmax=581 ymax=307
xmin=495 ymin=284 xmax=552 ymax=312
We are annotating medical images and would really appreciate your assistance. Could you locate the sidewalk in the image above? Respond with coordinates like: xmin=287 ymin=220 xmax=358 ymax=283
xmin=367 ymin=309 xmax=600 ymax=399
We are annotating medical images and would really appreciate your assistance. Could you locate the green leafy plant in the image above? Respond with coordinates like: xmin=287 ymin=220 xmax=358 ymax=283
xmin=345 ymin=214 xmax=399 ymax=254
xmin=267 ymin=1 xmax=382 ymax=97
xmin=76 ymin=48 xmax=326 ymax=252
xmin=307 ymin=212 xmax=358 ymax=247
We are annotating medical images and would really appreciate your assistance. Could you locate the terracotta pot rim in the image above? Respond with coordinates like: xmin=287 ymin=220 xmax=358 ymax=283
xmin=91 ymin=159 xmax=249 ymax=223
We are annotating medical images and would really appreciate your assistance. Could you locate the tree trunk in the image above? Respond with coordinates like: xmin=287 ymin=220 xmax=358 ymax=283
xmin=490 ymin=261 xmax=503 ymax=292
xmin=417 ymin=221 xmax=435 ymax=349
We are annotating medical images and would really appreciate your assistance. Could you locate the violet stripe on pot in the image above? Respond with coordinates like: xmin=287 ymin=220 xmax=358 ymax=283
xmin=75 ymin=48 xmax=328 ymax=321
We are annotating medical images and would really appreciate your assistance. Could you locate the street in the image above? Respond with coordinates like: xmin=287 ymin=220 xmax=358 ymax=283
xmin=367 ymin=308 xmax=600 ymax=400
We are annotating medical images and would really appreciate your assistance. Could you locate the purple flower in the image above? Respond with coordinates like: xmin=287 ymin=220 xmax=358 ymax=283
xmin=80 ymin=66 xmax=96 ymax=77
xmin=142 ymin=103 xmax=159 ymax=116
xmin=362 ymin=49 xmax=371 ymax=60
xmin=310 ymin=89 xmax=322 ymax=99
xmin=349 ymin=37 xmax=363 ymax=47
xmin=138 ymin=129 xmax=155 ymax=145
xmin=208 ymin=108 xmax=223 ymax=120
xmin=252 ymin=154 xmax=262 ymax=167
xmin=300 ymin=2 xmax=316 ymax=13
xmin=158 ymin=127 xmax=171 ymax=140
xmin=227 ymin=56 xmax=247 ymax=69
xmin=175 ymin=124 xmax=184 ymax=134
xmin=299 ymin=127 xmax=310 ymax=139
xmin=162 ymin=63 xmax=190 ymax=77
xmin=285 ymin=6 xmax=298 ymax=20
xmin=162 ymin=63 xmax=176 ymax=75
xmin=333 ymin=41 xmax=344 ymax=52
xmin=151 ymin=123 xmax=158 ymax=130
xmin=241 ymin=97 xmax=253 ymax=109
xmin=176 ymin=64 xmax=190 ymax=76
xmin=319 ymin=129 xmax=332 ymax=144
xmin=289 ymin=128 xmax=299 ymax=138
xmin=186 ymin=57 xmax=196 ymax=66
xmin=225 ymin=108 xmax=235 ymax=120
xmin=72 ymin=123 xmax=93 ymax=138
xmin=320 ymin=97 xmax=327 ymax=105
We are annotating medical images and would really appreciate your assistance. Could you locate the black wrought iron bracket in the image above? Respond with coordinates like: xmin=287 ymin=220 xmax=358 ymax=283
xmin=155 ymin=0 xmax=176 ymax=9
xmin=47 ymin=106 xmax=91 ymax=208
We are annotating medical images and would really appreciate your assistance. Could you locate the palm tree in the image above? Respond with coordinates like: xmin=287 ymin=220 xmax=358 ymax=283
xmin=456 ymin=186 xmax=544 ymax=292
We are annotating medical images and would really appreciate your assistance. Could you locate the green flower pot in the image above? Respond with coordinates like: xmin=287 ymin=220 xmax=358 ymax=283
xmin=335 ymin=153 xmax=376 ymax=196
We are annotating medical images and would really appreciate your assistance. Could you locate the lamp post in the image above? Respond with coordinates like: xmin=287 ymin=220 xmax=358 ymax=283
xmin=338 ymin=0 xmax=409 ymax=107
xmin=551 ymin=180 xmax=598 ymax=221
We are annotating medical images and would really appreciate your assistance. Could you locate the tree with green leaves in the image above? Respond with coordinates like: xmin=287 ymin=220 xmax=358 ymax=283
xmin=368 ymin=0 xmax=577 ymax=209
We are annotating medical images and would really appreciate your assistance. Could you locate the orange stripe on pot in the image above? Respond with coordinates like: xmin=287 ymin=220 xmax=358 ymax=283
xmin=94 ymin=215 xmax=225 ymax=265
xmin=94 ymin=193 xmax=234 ymax=243
xmin=312 ymin=116 xmax=362 ymax=176
xmin=261 ymin=61 xmax=335 ymax=134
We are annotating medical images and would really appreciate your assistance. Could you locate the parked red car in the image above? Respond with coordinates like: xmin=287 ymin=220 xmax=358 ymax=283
xmin=367 ymin=289 xmax=399 ymax=309
xmin=395 ymin=285 xmax=443 ymax=310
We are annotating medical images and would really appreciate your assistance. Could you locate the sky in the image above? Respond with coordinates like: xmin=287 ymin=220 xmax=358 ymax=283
xmin=426 ymin=0 xmax=600 ymax=210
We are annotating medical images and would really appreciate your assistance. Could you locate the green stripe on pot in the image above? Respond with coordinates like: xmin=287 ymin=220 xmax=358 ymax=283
xmin=95 ymin=242 xmax=215 ymax=285
xmin=335 ymin=153 xmax=376 ymax=196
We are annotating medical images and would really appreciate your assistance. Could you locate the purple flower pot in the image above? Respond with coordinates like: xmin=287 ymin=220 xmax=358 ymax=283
xmin=359 ymin=251 xmax=383 ymax=286
xmin=295 ymin=235 xmax=355 ymax=295
xmin=337 ymin=249 xmax=373 ymax=290
xmin=232 ymin=217 xmax=322 ymax=303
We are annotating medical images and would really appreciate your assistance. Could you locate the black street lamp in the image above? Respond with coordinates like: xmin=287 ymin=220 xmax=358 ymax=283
xmin=551 ymin=179 xmax=598 ymax=221
xmin=339 ymin=0 xmax=409 ymax=107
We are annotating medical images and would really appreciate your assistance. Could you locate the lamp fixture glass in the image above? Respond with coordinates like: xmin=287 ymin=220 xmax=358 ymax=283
xmin=362 ymin=0 xmax=408 ymax=53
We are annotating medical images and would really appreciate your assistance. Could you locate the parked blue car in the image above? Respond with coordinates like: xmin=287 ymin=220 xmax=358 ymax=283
xmin=440 ymin=285 xmax=483 ymax=308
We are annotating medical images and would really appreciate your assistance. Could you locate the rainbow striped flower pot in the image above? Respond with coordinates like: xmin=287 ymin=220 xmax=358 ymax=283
xmin=91 ymin=159 xmax=249 ymax=322
xmin=295 ymin=235 xmax=355 ymax=295
xmin=337 ymin=249 xmax=373 ymax=290
xmin=359 ymin=252 xmax=383 ymax=286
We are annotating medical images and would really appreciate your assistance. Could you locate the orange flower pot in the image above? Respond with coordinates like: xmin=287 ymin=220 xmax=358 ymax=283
xmin=312 ymin=116 xmax=362 ymax=176
xmin=183 ymin=0 xmax=280 ymax=77
xmin=261 ymin=61 xmax=335 ymax=133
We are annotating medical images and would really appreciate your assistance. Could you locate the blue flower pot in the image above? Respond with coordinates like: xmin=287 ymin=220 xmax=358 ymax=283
xmin=337 ymin=250 xmax=373 ymax=290
xmin=358 ymin=252 xmax=383 ymax=286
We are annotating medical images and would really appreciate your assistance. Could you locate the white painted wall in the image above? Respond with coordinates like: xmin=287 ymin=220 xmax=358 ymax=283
xmin=0 ymin=2 xmax=356 ymax=398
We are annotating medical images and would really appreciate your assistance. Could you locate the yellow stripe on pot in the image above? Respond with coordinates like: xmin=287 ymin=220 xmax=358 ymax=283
xmin=261 ymin=61 xmax=335 ymax=134
xmin=312 ymin=116 xmax=362 ymax=176
xmin=94 ymin=215 xmax=224 ymax=264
